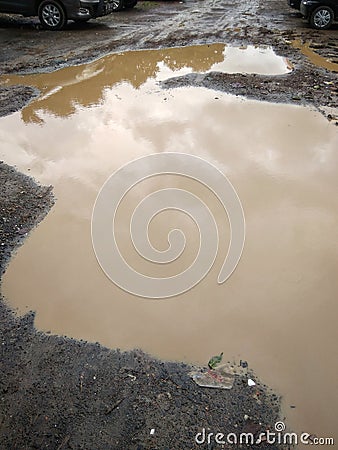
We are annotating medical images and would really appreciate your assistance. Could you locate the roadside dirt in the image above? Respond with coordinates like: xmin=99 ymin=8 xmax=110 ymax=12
xmin=0 ymin=0 xmax=337 ymax=447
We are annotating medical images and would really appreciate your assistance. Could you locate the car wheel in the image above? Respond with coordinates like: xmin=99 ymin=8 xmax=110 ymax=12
xmin=310 ymin=6 xmax=334 ymax=29
xmin=124 ymin=0 xmax=137 ymax=8
xmin=38 ymin=0 xmax=66 ymax=30
xmin=111 ymin=0 xmax=124 ymax=11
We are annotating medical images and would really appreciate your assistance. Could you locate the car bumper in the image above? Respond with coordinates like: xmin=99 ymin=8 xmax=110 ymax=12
xmin=93 ymin=0 xmax=116 ymax=16
xmin=67 ymin=0 xmax=114 ymax=19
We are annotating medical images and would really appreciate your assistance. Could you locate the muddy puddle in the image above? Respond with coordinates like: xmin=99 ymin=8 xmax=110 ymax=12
xmin=0 ymin=43 xmax=291 ymax=123
xmin=0 ymin=44 xmax=337 ymax=445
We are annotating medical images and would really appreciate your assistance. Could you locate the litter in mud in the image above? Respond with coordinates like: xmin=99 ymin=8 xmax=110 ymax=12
xmin=190 ymin=368 xmax=235 ymax=390
xmin=208 ymin=351 xmax=224 ymax=369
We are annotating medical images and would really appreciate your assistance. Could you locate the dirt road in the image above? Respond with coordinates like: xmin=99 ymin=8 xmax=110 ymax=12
xmin=0 ymin=0 xmax=337 ymax=112
xmin=0 ymin=0 xmax=337 ymax=69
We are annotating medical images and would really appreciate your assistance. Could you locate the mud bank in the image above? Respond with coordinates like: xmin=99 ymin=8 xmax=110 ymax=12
xmin=0 ymin=85 xmax=39 ymax=117
xmin=161 ymin=66 xmax=337 ymax=113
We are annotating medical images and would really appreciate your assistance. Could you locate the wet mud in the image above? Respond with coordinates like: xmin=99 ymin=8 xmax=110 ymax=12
xmin=0 ymin=85 xmax=39 ymax=117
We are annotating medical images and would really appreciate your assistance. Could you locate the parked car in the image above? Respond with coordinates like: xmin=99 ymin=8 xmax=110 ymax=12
xmin=0 ymin=0 xmax=137 ymax=30
xmin=300 ymin=0 xmax=338 ymax=28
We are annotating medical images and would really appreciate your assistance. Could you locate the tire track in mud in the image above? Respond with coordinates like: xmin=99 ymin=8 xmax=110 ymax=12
xmin=132 ymin=0 xmax=262 ymax=45
xmin=99 ymin=0 xmax=261 ymax=48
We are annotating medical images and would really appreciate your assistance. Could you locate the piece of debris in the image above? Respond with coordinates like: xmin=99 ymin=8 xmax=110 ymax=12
xmin=190 ymin=368 xmax=234 ymax=389
xmin=105 ymin=398 xmax=125 ymax=415
xmin=248 ymin=378 xmax=256 ymax=387
xmin=208 ymin=352 xmax=223 ymax=369
xmin=150 ymin=428 xmax=155 ymax=435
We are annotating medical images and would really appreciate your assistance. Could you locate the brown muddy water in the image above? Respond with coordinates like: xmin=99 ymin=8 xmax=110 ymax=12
xmin=0 ymin=44 xmax=337 ymax=445
xmin=0 ymin=43 xmax=291 ymax=124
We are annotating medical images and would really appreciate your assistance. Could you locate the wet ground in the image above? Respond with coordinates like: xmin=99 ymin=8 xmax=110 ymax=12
xmin=0 ymin=0 xmax=337 ymax=113
xmin=0 ymin=0 xmax=337 ymax=448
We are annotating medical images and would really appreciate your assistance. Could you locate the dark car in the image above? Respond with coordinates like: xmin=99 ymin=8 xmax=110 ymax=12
xmin=0 ymin=0 xmax=136 ymax=30
xmin=300 ymin=0 xmax=338 ymax=28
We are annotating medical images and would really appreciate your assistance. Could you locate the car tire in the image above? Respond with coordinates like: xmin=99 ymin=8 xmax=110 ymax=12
xmin=38 ymin=0 xmax=67 ymax=30
xmin=124 ymin=0 xmax=137 ymax=8
xmin=309 ymin=5 xmax=334 ymax=29
xmin=111 ymin=0 xmax=124 ymax=11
